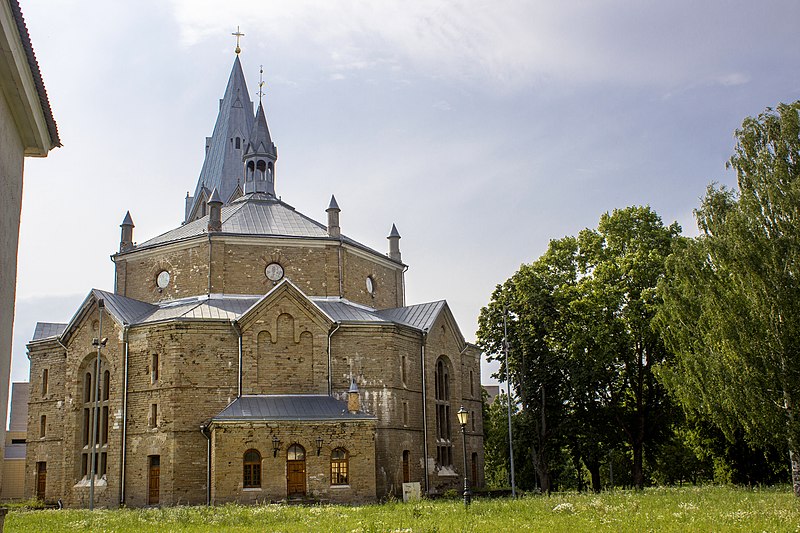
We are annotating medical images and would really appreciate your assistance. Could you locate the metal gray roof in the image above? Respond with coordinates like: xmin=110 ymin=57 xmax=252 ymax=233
xmin=187 ymin=56 xmax=254 ymax=221
xmin=32 ymin=322 xmax=67 ymax=340
xmin=93 ymin=289 xmax=157 ymax=325
xmin=213 ymin=395 xmax=375 ymax=421
xmin=138 ymin=195 xmax=333 ymax=249
xmin=137 ymin=295 xmax=259 ymax=324
xmin=376 ymin=300 xmax=446 ymax=332
xmin=312 ymin=300 xmax=390 ymax=324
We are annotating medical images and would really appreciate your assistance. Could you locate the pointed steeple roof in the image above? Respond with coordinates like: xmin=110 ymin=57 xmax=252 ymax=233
xmin=245 ymin=101 xmax=275 ymax=156
xmin=186 ymin=56 xmax=254 ymax=222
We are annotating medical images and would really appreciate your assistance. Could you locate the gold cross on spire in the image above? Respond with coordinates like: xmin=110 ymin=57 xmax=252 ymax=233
xmin=232 ymin=26 xmax=244 ymax=55
xmin=257 ymin=65 xmax=265 ymax=101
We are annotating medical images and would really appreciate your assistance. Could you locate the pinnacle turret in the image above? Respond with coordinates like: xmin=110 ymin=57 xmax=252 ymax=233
xmin=243 ymin=100 xmax=278 ymax=196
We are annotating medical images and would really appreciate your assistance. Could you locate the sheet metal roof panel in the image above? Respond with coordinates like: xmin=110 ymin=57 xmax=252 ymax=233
xmin=376 ymin=300 xmax=446 ymax=332
xmin=313 ymin=300 xmax=388 ymax=324
xmin=93 ymin=289 xmax=158 ymax=325
xmin=32 ymin=322 xmax=67 ymax=341
xmin=213 ymin=395 xmax=375 ymax=421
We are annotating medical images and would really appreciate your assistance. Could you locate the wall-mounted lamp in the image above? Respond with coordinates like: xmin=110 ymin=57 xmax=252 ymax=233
xmin=316 ymin=436 xmax=323 ymax=456
xmin=272 ymin=436 xmax=281 ymax=458
xmin=91 ymin=337 xmax=108 ymax=348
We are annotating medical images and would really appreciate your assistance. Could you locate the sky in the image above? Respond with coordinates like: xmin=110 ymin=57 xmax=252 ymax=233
xmin=10 ymin=0 xmax=800 ymax=395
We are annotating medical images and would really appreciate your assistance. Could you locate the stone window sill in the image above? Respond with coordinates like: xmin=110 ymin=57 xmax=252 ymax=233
xmin=243 ymin=487 xmax=262 ymax=492
xmin=330 ymin=484 xmax=351 ymax=489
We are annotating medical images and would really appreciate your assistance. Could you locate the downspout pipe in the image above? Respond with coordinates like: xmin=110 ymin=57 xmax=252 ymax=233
xmin=327 ymin=324 xmax=340 ymax=396
xmin=200 ymin=424 xmax=211 ymax=505
xmin=120 ymin=325 xmax=130 ymax=505
xmin=421 ymin=331 xmax=430 ymax=494
xmin=232 ymin=321 xmax=243 ymax=397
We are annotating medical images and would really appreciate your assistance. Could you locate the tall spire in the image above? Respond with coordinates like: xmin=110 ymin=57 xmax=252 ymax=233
xmin=185 ymin=56 xmax=254 ymax=222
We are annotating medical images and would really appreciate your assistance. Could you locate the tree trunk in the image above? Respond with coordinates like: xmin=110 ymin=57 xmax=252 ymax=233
xmin=632 ymin=441 xmax=644 ymax=490
xmin=784 ymin=390 xmax=800 ymax=496
xmin=588 ymin=460 xmax=602 ymax=493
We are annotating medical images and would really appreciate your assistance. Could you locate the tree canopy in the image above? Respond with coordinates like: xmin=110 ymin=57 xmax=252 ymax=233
xmin=478 ymin=205 xmax=681 ymax=491
xmin=656 ymin=101 xmax=800 ymax=495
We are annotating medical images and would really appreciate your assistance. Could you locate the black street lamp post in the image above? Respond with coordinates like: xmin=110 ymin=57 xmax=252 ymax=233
xmin=457 ymin=405 xmax=471 ymax=508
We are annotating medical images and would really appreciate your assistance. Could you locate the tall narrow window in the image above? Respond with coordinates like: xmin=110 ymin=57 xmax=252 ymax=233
xmin=401 ymin=355 xmax=407 ymax=387
xmin=103 ymin=370 xmax=110 ymax=401
xmin=330 ymin=448 xmax=349 ymax=485
xmin=434 ymin=357 xmax=453 ymax=466
xmin=40 ymin=415 xmax=46 ymax=438
xmin=151 ymin=354 xmax=159 ymax=383
xmin=150 ymin=404 xmax=158 ymax=428
xmin=80 ymin=357 xmax=110 ymax=480
xmin=42 ymin=368 xmax=48 ymax=396
xmin=235 ymin=137 xmax=241 ymax=149
xmin=101 ymin=406 xmax=109 ymax=445
xmin=243 ymin=449 xmax=262 ymax=488
xmin=469 ymin=370 xmax=474 ymax=397
xmin=402 ymin=450 xmax=410 ymax=483
xmin=84 ymin=372 xmax=92 ymax=402
xmin=403 ymin=401 xmax=409 ymax=427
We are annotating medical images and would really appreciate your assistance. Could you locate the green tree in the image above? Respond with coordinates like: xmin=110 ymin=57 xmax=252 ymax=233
xmin=482 ymin=389 xmax=512 ymax=489
xmin=479 ymin=206 xmax=681 ymax=491
xmin=656 ymin=101 xmax=800 ymax=495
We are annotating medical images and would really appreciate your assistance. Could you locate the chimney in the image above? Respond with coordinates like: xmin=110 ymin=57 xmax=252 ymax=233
xmin=347 ymin=379 xmax=360 ymax=414
xmin=119 ymin=211 xmax=134 ymax=252
xmin=207 ymin=188 xmax=223 ymax=232
xmin=387 ymin=224 xmax=401 ymax=262
xmin=327 ymin=195 xmax=341 ymax=237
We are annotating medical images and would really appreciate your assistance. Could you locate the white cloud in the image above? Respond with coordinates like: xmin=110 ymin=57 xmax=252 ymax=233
xmin=166 ymin=0 xmax=797 ymax=90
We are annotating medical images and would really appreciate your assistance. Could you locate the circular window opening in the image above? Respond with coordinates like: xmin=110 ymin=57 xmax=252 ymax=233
xmin=156 ymin=270 xmax=170 ymax=289
xmin=265 ymin=262 xmax=284 ymax=282
xmin=366 ymin=276 xmax=375 ymax=295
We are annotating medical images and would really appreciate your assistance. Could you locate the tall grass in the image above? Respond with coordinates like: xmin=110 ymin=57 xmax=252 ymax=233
xmin=6 ymin=485 xmax=800 ymax=532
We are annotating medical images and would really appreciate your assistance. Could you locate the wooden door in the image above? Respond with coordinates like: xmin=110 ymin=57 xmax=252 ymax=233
xmin=148 ymin=456 xmax=160 ymax=505
xmin=287 ymin=460 xmax=306 ymax=497
xmin=36 ymin=462 xmax=46 ymax=500
xmin=402 ymin=450 xmax=410 ymax=483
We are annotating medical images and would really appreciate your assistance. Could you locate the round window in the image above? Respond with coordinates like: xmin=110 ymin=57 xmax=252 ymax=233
xmin=156 ymin=270 xmax=170 ymax=289
xmin=265 ymin=262 xmax=284 ymax=282
xmin=366 ymin=276 xmax=375 ymax=295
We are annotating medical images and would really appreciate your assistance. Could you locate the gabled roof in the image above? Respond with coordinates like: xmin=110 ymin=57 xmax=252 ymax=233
xmin=58 ymin=289 xmax=158 ymax=345
xmin=237 ymin=279 xmax=333 ymax=331
xmin=31 ymin=287 xmax=459 ymax=344
xmin=187 ymin=56 xmax=254 ymax=221
xmin=212 ymin=395 xmax=375 ymax=422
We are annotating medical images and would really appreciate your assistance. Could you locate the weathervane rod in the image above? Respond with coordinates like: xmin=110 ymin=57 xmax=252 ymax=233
xmin=257 ymin=65 xmax=265 ymax=102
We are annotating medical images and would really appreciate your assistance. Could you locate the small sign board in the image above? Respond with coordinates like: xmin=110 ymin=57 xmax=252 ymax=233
xmin=402 ymin=482 xmax=421 ymax=502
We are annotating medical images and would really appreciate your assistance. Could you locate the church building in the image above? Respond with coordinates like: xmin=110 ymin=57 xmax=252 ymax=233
xmin=25 ymin=47 xmax=483 ymax=507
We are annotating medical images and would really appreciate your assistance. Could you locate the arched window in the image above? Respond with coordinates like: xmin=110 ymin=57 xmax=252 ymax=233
xmin=80 ymin=356 xmax=110 ymax=479
xmin=434 ymin=357 xmax=453 ymax=466
xmin=331 ymin=448 xmax=348 ymax=485
xmin=287 ymin=444 xmax=305 ymax=461
xmin=243 ymin=449 xmax=261 ymax=488
xmin=246 ymin=160 xmax=255 ymax=182
xmin=235 ymin=137 xmax=241 ymax=149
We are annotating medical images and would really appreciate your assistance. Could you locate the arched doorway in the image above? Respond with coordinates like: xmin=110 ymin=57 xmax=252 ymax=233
xmin=286 ymin=444 xmax=306 ymax=498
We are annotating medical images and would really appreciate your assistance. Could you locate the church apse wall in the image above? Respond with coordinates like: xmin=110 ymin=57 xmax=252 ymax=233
xmin=115 ymin=240 xmax=210 ymax=303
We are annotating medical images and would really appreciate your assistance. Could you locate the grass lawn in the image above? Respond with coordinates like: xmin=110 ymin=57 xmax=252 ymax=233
xmin=5 ymin=485 xmax=800 ymax=532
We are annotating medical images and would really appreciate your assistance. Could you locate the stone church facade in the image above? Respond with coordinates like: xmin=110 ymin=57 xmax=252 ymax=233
xmin=25 ymin=52 xmax=483 ymax=507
